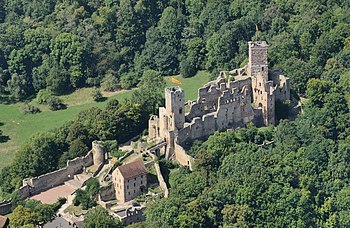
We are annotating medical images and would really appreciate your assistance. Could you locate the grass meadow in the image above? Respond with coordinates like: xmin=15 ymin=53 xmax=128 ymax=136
xmin=0 ymin=71 xmax=210 ymax=170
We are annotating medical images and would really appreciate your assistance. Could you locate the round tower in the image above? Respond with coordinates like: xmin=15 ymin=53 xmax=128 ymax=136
xmin=92 ymin=141 xmax=106 ymax=166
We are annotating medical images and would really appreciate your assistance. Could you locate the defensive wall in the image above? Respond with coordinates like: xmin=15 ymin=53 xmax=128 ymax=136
xmin=19 ymin=141 xmax=106 ymax=199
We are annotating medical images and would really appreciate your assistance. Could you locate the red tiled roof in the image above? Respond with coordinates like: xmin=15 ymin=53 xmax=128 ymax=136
xmin=0 ymin=215 xmax=9 ymax=228
xmin=117 ymin=160 xmax=147 ymax=180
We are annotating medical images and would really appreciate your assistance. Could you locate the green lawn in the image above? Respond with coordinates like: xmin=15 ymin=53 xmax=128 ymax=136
xmin=0 ymin=71 xmax=210 ymax=171
xmin=165 ymin=71 xmax=210 ymax=101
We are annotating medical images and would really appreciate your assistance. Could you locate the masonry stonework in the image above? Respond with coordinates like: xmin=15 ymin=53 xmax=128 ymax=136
xmin=19 ymin=141 xmax=106 ymax=198
xmin=148 ymin=41 xmax=291 ymax=167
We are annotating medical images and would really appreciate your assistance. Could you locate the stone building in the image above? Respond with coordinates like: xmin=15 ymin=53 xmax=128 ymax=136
xmin=115 ymin=206 xmax=145 ymax=226
xmin=148 ymin=41 xmax=290 ymax=166
xmin=112 ymin=160 xmax=147 ymax=203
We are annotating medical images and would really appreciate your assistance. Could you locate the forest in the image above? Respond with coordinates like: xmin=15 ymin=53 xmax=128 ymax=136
xmin=0 ymin=0 xmax=349 ymax=100
xmin=0 ymin=0 xmax=350 ymax=227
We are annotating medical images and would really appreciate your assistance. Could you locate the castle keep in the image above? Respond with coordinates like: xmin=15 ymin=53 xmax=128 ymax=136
xmin=148 ymin=41 xmax=291 ymax=165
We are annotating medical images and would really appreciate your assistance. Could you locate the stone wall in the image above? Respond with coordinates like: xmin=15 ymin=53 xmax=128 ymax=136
xmin=177 ymin=85 xmax=254 ymax=145
xmin=117 ymin=207 xmax=146 ymax=226
xmin=20 ymin=151 xmax=94 ymax=198
xmin=174 ymin=143 xmax=193 ymax=170
xmin=154 ymin=162 xmax=169 ymax=198
xmin=273 ymin=74 xmax=291 ymax=101
xmin=98 ymin=184 xmax=116 ymax=202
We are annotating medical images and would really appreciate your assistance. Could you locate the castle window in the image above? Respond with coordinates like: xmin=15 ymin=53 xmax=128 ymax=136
xmin=127 ymin=185 xmax=129 ymax=189
xmin=135 ymin=177 xmax=136 ymax=181
xmin=141 ymin=175 xmax=143 ymax=178
xmin=129 ymin=192 xmax=130 ymax=195
xmin=141 ymin=181 xmax=143 ymax=184
xmin=179 ymin=108 xmax=183 ymax=114
xmin=134 ymin=183 xmax=136 ymax=187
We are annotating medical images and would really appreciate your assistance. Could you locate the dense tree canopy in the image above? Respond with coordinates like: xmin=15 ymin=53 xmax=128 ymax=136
xmin=83 ymin=206 xmax=122 ymax=228
xmin=0 ymin=1 xmax=350 ymax=227
xmin=0 ymin=0 xmax=349 ymax=99
xmin=145 ymin=97 xmax=350 ymax=227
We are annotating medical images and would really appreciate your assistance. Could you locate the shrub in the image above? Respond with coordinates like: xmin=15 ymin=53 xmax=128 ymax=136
xmin=47 ymin=97 xmax=66 ymax=111
xmin=92 ymin=88 xmax=104 ymax=102
xmin=22 ymin=103 xmax=41 ymax=114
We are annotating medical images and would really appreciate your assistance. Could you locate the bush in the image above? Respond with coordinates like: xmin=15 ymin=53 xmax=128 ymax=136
xmin=92 ymin=88 xmax=104 ymax=102
xmin=36 ymin=89 xmax=66 ymax=111
xmin=22 ymin=103 xmax=41 ymax=114
xmin=52 ymin=197 xmax=67 ymax=212
xmin=47 ymin=97 xmax=66 ymax=111
xmin=180 ymin=59 xmax=197 ymax=78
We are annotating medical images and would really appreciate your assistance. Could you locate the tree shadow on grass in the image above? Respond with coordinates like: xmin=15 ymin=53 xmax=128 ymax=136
xmin=0 ymin=135 xmax=10 ymax=143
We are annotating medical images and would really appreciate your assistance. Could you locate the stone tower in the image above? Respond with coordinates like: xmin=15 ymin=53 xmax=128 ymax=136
xmin=248 ymin=41 xmax=269 ymax=80
xmin=165 ymin=87 xmax=185 ymax=131
xmin=92 ymin=141 xmax=106 ymax=166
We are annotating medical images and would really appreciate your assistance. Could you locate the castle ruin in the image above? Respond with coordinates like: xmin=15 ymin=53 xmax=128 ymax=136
xmin=148 ymin=41 xmax=291 ymax=166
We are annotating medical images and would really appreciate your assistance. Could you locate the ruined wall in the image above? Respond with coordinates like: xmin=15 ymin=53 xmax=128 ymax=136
xmin=177 ymin=113 xmax=217 ymax=145
xmin=174 ymin=143 xmax=193 ymax=170
xmin=228 ymin=77 xmax=251 ymax=92
xmin=273 ymin=75 xmax=291 ymax=101
xmin=148 ymin=116 xmax=159 ymax=140
xmin=158 ymin=107 xmax=168 ymax=139
xmin=118 ymin=207 xmax=146 ymax=226
xmin=154 ymin=162 xmax=169 ymax=198
xmin=98 ymin=184 xmax=116 ymax=202
xmin=21 ymin=151 xmax=93 ymax=196
xmin=252 ymin=73 xmax=276 ymax=126
xmin=186 ymin=83 xmax=221 ymax=120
